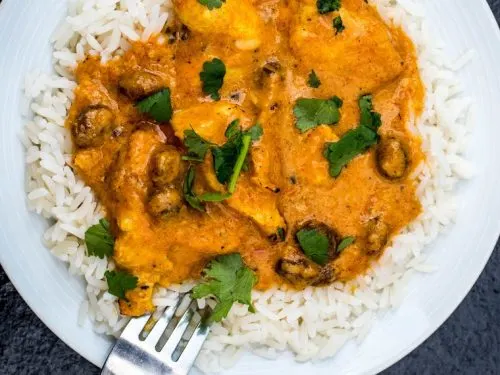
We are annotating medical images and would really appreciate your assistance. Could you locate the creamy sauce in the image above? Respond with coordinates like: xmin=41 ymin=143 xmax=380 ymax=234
xmin=68 ymin=0 xmax=424 ymax=316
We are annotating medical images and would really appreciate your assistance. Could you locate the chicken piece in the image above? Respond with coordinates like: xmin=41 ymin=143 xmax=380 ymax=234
xmin=171 ymin=102 xmax=254 ymax=145
xmin=172 ymin=0 xmax=263 ymax=50
xmin=174 ymin=102 xmax=286 ymax=237
xmin=119 ymin=282 xmax=155 ymax=317
xmin=111 ymin=128 xmax=174 ymax=277
xmin=293 ymin=126 xmax=340 ymax=186
xmin=289 ymin=0 xmax=403 ymax=94
xmin=228 ymin=176 xmax=286 ymax=237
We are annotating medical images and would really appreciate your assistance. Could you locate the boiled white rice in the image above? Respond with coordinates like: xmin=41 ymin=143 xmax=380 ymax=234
xmin=21 ymin=0 xmax=474 ymax=372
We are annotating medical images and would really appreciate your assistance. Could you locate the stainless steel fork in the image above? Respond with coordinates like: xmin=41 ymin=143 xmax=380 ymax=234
xmin=101 ymin=294 xmax=211 ymax=375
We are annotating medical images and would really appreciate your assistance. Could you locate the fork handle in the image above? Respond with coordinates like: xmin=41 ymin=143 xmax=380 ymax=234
xmin=101 ymin=338 xmax=183 ymax=375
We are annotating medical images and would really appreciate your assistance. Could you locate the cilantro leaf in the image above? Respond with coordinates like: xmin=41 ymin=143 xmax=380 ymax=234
xmin=198 ymin=0 xmax=226 ymax=10
xmin=294 ymin=97 xmax=341 ymax=133
xmin=183 ymin=129 xmax=215 ymax=162
xmin=277 ymin=227 xmax=286 ymax=241
xmin=227 ymin=134 xmax=251 ymax=193
xmin=359 ymin=94 xmax=382 ymax=131
xmin=200 ymin=58 xmax=226 ymax=101
xmin=212 ymin=123 xmax=262 ymax=188
xmin=183 ymin=167 xmax=232 ymax=211
xmin=136 ymin=88 xmax=172 ymax=123
xmin=333 ymin=16 xmax=345 ymax=34
xmin=296 ymin=228 xmax=331 ymax=265
xmin=324 ymin=125 xmax=378 ymax=177
xmin=182 ymin=122 xmax=263 ymax=208
xmin=317 ymin=0 xmax=341 ymax=14
xmin=225 ymin=119 xmax=241 ymax=139
xmin=324 ymin=94 xmax=382 ymax=177
xmin=212 ymin=144 xmax=240 ymax=185
xmin=105 ymin=270 xmax=138 ymax=300
xmin=183 ymin=166 xmax=205 ymax=212
xmin=308 ymin=70 xmax=321 ymax=88
xmin=198 ymin=192 xmax=232 ymax=202
xmin=245 ymin=124 xmax=263 ymax=141
xmin=192 ymin=253 xmax=257 ymax=322
xmin=85 ymin=219 xmax=114 ymax=259
xmin=337 ymin=236 xmax=355 ymax=252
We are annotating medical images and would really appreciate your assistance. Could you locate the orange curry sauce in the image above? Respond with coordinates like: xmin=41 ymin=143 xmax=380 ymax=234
xmin=67 ymin=0 xmax=424 ymax=316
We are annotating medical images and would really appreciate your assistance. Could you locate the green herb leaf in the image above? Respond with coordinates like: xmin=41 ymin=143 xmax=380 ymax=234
xmin=85 ymin=219 xmax=114 ymax=259
xmin=227 ymin=134 xmax=251 ymax=193
xmin=359 ymin=94 xmax=382 ymax=131
xmin=183 ymin=122 xmax=262 ymax=208
xmin=192 ymin=253 xmax=257 ymax=322
xmin=324 ymin=125 xmax=378 ymax=177
xmin=200 ymin=58 xmax=226 ymax=101
xmin=294 ymin=97 xmax=341 ymax=133
xmin=317 ymin=0 xmax=341 ymax=14
xmin=277 ymin=227 xmax=286 ymax=241
xmin=198 ymin=0 xmax=226 ymax=10
xmin=183 ymin=166 xmax=205 ymax=212
xmin=337 ymin=236 xmax=355 ymax=252
xmin=212 ymin=123 xmax=262 ymax=186
xmin=198 ymin=192 xmax=232 ymax=202
xmin=324 ymin=94 xmax=382 ymax=177
xmin=245 ymin=124 xmax=263 ymax=141
xmin=136 ymin=88 xmax=172 ymax=123
xmin=308 ymin=70 xmax=321 ymax=88
xmin=183 ymin=167 xmax=232 ymax=211
xmin=296 ymin=228 xmax=331 ymax=265
xmin=105 ymin=270 xmax=138 ymax=300
xmin=333 ymin=16 xmax=345 ymax=34
xmin=183 ymin=129 xmax=215 ymax=162
xmin=225 ymin=119 xmax=241 ymax=139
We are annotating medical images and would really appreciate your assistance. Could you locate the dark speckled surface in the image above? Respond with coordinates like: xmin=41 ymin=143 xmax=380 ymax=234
xmin=1 ymin=1 xmax=500 ymax=374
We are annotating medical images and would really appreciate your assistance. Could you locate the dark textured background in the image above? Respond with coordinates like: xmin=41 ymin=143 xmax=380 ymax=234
xmin=1 ymin=1 xmax=500 ymax=374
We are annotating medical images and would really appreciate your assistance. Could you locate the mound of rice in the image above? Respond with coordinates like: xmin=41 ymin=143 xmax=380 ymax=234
xmin=21 ymin=0 xmax=474 ymax=372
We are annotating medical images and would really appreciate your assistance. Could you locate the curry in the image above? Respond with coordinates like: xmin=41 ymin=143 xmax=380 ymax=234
xmin=68 ymin=0 xmax=424 ymax=317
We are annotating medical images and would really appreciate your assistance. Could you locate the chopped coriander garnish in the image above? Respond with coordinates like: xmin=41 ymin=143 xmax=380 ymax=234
xmin=85 ymin=219 xmax=114 ymax=259
xmin=308 ymin=70 xmax=321 ymax=88
xmin=200 ymin=58 xmax=226 ymax=101
xmin=198 ymin=0 xmax=226 ymax=10
xmin=227 ymin=134 xmax=251 ymax=193
xmin=198 ymin=191 xmax=232 ymax=202
xmin=296 ymin=228 xmax=331 ymax=265
xmin=183 ymin=166 xmax=206 ymax=212
xmin=333 ymin=16 xmax=345 ymax=34
xmin=358 ymin=94 xmax=382 ymax=130
xmin=183 ymin=129 xmax=215 ymax=162
xmin=105 ymin=270 xmax=138 ymax=300
xmin=294 ymin=97 xmax=342 ymax=133
xmin=182 ymin=122 xmax=263 ymax=209
xmin=277 ymin=227 xmax=286 ymax=241
xmin=317 ymin=0 xmax=341 ymax=14
xmin=212 ymin=123 xmax=263 ymax=186
xmin=324 ymin=94 xmax=382 ymax=177
xmin=192 ymin=253 xmax=256 ymax=322
xmin=337 ymin=236 xmax=355 ymax=252
xmin=136 ymin=88 xmax=172 ymax=123
xmin=183 ymin=166 xmax=232 ymax=211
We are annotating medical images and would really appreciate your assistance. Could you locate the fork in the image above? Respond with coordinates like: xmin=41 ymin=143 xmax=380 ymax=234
xmin=101 ymin=294 xmax=211 ymax=375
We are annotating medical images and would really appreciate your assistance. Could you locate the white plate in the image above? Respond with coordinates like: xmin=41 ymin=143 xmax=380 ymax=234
xmin=0 ymin=0 xmax=499 ymax=374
